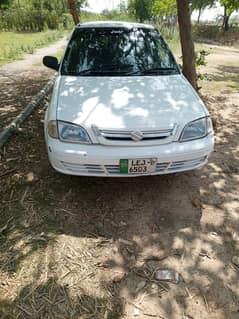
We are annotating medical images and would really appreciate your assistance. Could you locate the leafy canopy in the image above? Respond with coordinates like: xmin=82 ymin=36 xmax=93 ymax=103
xmin=152 ymin=0 xmax=177 ymax=16
xmin=191 ymin=0 xmax=215 ymax=11
xmin=128 ymin=0 xmax=154 ymax=22
xmin=220 ymin=0 xmax=239 ymax=14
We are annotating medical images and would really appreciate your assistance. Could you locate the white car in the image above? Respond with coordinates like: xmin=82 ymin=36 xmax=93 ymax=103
xmin=43 ymin=21 xmax=214 ymax=177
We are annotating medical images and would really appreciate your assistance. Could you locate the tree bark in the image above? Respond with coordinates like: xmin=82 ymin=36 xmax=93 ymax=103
xmin=67 ymin=0 xmax=79 ymax=25
xmin=224 ymin=15 xmax=230 ymax=31
xmin=223 ymin=6 xmax=230 ymax=31
xmin=176 ymin=0 xmax=197 ymax=89
xmin=197 ymin=8 xmax=202 ymax=23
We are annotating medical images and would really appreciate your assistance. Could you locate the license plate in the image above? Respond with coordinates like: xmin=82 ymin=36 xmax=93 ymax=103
xmin=120 ymin=158 xmax=157 ymax=174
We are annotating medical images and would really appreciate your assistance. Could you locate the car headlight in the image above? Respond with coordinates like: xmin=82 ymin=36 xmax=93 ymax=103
xmin=180 ymin=117 xmax=213 ymax=142
xmin=58 ymin=121 xmax=92 ymax=144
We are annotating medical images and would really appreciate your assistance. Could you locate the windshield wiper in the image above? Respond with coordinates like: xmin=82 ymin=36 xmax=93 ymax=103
xmin=63 ymin=68 xmax=134 ymax=76
xmin=141 ymin=67 xmax=178 ymax=75
xmin=61 ymin=69 xmax=98 ymax=76
xmin=125 ymin=67 xmax=179 ymax=76
xmin=78 ymin=69 xmax=104 ymax=75
xmin=103 ymin=63 xmax=134 ymax=71
xmin=64 ymin=69 xmax=109 ymax=76
xmin=64 ymin=66 xmax=177 ymax=77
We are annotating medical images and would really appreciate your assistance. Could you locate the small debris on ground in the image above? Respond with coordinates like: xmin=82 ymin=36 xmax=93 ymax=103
xmin=25 ymin=172 xmax=38 ymax=183
xmin=118 ymin=238 xmax=134 ymax=246
xmin=29 ymin=232 xmax=47 ymax=243
xmin=0 ymin=217 xmax=13 ymax=235
xmin=232 ymin=256 xmax=239 ymax=268
xmin=154 ymin=269 xmax=181 ymax=284
xmin=119 ymin=221 xmax=127 ymax=227
xmin=199 ymin=250 xmax=211 ymax=259
xmin=0 ymin=168 xmax=15 ymax=178
xmin=112 ymin=271 xmax=126 ymax=283
xmin=191 ymin=198 xmax=201 ymax=208
xmin=136 ymin=280 xmax=146 ymax=293
xmin=133 ymin=307 xmax=140 ymax=316
xmin=95 ymin=262 xmax=111 ymax=268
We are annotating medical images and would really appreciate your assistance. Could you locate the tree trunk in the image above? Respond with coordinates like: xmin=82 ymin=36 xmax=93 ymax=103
xmin=224 ymin=15 xmax=230 ymax=31
xmin=176 ymin=0 xmax=197 ymax=89
xmin=223 ymin=6 xmax=231 ymax=31
xmin=67 ymin=0 xmax=79 ymax=25
xmin=197 ymin=8 xmax=202 ymax=24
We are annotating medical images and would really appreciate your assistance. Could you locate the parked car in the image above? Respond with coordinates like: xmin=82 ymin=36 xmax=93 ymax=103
xmin=43 ymin=21 xmax=214 ymax=177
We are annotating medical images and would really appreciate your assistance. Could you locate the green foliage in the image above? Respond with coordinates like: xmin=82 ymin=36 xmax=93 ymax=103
xmin=178 ymin=49 xmax=211 ymax=80
xmin=220 ymin=0 xmax=239 ymax=15
xmin=193 ymin=23 xmax=219 ymax=39
xmin=128 ymin=0 xmax=153 ymax=22
xmin=0 ymin=0 xmax=86 ymax=31
xmin=79 ymin=8 xmax=132 ymax=23
xmin=0 ymin=9 xmax=61 ymax=31
xmin=193 ymin=23 xmax=239 ymax=43
xmin=0 ymin=30 xmax=63 ymax=65
xmin=196 ymin=50 xmax=210 ymax=80
xmin=0 ymin=0 xmax=10 ymax=9
xmin=102 ymin=9 xmax=133 ymax=21
xmin=196 ymin=49 xmax=209 ymax=66
xmin=152 ymin=0 xmax=176 ymax=17
xmin=76 ymin=0 xmax=88 ymax=12
xmin=220 ymin=0 xmax=239 ymax=30
xmin=191 ymin=0 xmax=215 ymax=11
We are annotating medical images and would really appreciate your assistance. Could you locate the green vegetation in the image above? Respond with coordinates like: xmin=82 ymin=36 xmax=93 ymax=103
xmin=193 ymin=24 xmax=239 ymax=45
xmin=128 ymin=0 xmax=154 ymax=23
xmin=0 ymin=30 xmax=64 ymax=65
xmin=220 ymin=0 xmax=239 ymax=30
xmin=128 ymin=0 xmax=239 ymax=31
xmin=152 ymin=0 xmax=176 ymax=16
xmin=80 ymin=9 xmax=135 ymax=23
xmin=191 ymin=0 xmax=214 ymax=23
xmin=0 ymin=0 xmax=85 ymax=31
xmin=0 ymin=0 xmax=238 ymax=68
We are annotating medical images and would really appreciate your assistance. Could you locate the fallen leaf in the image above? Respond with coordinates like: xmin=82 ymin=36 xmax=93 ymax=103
xmin=112 ymin=272 xmax=126 ymax=283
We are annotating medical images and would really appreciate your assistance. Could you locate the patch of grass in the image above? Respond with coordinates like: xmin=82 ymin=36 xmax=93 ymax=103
xmin=167 ymin=36 xmax=181 ymax=56
xmin=54 ymin=48 xmax=65 ymax=63
xmin=0 ymin=30 xmax=65 ymax=66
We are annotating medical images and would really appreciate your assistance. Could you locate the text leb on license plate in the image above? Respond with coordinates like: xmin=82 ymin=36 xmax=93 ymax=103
xmin=120 ymin=158 xmax=157 ymax=174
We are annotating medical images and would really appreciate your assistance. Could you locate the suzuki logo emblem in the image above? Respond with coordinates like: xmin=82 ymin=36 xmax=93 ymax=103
xmin=131 ymin=130 xmax=144 ymax=142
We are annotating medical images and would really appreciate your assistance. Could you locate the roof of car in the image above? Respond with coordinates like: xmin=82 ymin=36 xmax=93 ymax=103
xmin=76 ymin=21 xmax=155 ymax=30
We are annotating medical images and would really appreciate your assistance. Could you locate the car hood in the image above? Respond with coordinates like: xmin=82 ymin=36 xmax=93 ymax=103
xmin=57 ymin=75 xmax=207 ymax=130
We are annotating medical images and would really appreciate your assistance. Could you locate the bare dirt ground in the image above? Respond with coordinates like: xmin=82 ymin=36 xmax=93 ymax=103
xmin=0 ymin=38 xmax=66 ymax=130
xmin=0 ymin=44 xmax=239 ymax=319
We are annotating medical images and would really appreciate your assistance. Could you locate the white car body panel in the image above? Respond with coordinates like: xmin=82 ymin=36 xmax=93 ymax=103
xmin=47 ymin=134 xmax=214 ymax=177
xmin=57 ymin=74 xmax=207 ymax=135
xmin=44 ymin=21 xmax=214 ymax=177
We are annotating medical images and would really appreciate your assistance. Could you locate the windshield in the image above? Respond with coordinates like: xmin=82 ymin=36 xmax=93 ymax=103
xmin=61 ymin=27 xmax=179 ymax=76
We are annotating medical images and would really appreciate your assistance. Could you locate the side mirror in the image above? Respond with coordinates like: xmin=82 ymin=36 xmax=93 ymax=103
xmin=43 ymin=56 xmax=59 ymax=71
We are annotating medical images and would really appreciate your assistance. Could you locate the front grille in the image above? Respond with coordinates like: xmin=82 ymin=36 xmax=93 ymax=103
xmin=61 ymin=162 xmax=105 ymax=174
xmin=105 ymin=165 xmax=120 ymax=174
xmin=99 ymin=128 xmax=174 ymax=142
xmin=61 ymin=157 xmax=206 ymax=176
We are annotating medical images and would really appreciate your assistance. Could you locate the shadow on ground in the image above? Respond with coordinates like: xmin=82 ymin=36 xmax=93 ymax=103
xmin=207 ymin=65 xmax=239 ymax=89
xmin=0 ymin=69 xmax=52 ymax=131
xmin=0 ymin=90 xmax=239 ymax=318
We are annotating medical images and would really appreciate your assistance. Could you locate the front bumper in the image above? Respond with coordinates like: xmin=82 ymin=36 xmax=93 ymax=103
xmin=46 ymin=134 xmax=214 ymax=177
